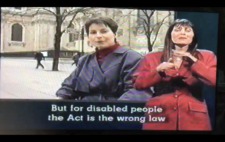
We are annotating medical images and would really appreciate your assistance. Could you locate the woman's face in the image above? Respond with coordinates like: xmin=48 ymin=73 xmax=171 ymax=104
xmin=171 ymin=25 xmax=194 ymax=46
xmin=88 ymin=23 xmax=116 ymax=49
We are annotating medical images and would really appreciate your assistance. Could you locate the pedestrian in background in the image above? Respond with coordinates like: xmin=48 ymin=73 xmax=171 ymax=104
xmin=71 ymin=52 xmax=80 ymax=66
xmin=34 ymin=52 xmax=45 ymax=69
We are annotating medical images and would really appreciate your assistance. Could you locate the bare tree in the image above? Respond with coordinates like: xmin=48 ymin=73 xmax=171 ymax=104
xmin=135 ymin=10 xmax=172 ymax=51
xmin=42 ymin=7 xmax=92 ymax=71
xmin=97 ymin=8 xmax=136 ymax=46
xmin=70 ymin=8 xmax=138 ymax=47
xmin=2 ymin=7 xmax=92 ymax=71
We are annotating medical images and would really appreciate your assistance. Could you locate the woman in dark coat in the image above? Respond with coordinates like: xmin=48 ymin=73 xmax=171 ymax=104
xmin=133 ymin=19 xmax=217 ymax=130
xmin=56 ymin=16 xmax=152 ymax=101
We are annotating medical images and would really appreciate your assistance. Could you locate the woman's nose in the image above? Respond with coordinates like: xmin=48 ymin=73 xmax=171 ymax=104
xmin=180 ymin=29 xmax=186 ymax=35
xmin=96 ymin=32 xmax=102 ymax=38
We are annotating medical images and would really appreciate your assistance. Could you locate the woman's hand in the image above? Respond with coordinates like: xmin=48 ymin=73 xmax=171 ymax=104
xmin=132 ymin=73 xmax=139 ymax=83
xmin=156 ymin=62 xmax=178 ymax=72
xmin=172 ymin=50 xmax=198 ymax=62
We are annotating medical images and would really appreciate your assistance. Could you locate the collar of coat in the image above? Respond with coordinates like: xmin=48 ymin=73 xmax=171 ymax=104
xmin=112 ymin=45 xmax=130 ymax=54
xmin=94 ymin=44 xmax=130 ymax=55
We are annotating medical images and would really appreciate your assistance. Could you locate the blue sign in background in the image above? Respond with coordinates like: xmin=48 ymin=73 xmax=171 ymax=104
xmin=176 ymin=11 xmax=219 ymax=129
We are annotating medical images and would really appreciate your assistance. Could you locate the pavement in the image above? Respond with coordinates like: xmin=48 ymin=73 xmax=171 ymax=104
xmin=0 ymin=57 xmax=76 ymax=99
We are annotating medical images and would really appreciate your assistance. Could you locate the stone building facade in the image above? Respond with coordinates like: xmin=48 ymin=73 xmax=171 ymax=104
xmin=1 ymin=7 xmax=175 ymax=56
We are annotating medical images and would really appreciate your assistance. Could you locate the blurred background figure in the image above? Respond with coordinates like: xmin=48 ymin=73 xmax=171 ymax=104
xmin=71 ymin=52 xmax=80 ymax=66
xmin=34 ymin=52 xmax=45 ymax=69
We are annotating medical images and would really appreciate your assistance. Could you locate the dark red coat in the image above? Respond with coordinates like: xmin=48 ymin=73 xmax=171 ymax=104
xmin=134 ymin=49 xmax=217 ymax=130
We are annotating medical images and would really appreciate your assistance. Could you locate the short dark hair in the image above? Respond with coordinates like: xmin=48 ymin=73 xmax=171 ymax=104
xmin=84 ymin=16 xmax=118 ymax=36
xmin=162 ymin=19 xmax=199 ymax=62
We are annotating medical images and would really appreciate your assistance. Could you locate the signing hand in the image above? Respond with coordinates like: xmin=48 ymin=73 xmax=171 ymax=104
xmin=156 ymin=62 xmax=178 ymax=72
xmin=132 ymin=73 xmax=139 ymax=83
xmin=172 ymin=50 xmax=197 ymax=62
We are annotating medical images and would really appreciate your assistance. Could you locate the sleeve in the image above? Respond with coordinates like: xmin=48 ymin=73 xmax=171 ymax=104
xmin=118 ymin=52 xmax=153 ymax=101
xmin=133 ymin=55 xmax=164 ymax=90
xmin=190 ymin=51 xmax=217 ymax=87
xmin=55 ymin=58 xmax=84 ymax=99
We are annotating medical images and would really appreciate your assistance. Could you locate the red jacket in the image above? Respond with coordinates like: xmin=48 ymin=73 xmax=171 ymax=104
xmin=134 ymin=49 xmax=217 ymax=131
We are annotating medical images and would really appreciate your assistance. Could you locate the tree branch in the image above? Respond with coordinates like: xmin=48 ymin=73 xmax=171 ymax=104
xmin=143 ymin=23 xmax=150 ymax=38
xmin=149 ymin=10 xmax=156 ymax=32
xmin=139 ymin=10 xmax=155 ymax=34
xmin=2 ymin=7 xmax=59 ymax=18
xmin=61 ymin=10 xmax=82 ymax=34
xmin=139 ymin=16 xmax=148 ymax=27
xmin=62 ymin=7 xmax=90 ymax=22
xmin=61 ymin=8 xmax=67 ymax=17
xmin=151 ymin=11 xmax=171 ymax=46
xmin=142 ymin=9 xmax=155 ymax=20
xmin=32 ymin=9 xmax=41 ymax=16
xmin=114 ymin=9 xmax=136 ymax=27
xmin=149 ymin=10 xmax=155 ymax=19
xmin=2 ymin=8 xmax=37 ymax=17
xmin=142 ymin=10 xmax=149 ymax=19
xmin=62 ymin=9 xmax=78 ymax=22
xmin=42 ymin=8 xmax=57 ymax=16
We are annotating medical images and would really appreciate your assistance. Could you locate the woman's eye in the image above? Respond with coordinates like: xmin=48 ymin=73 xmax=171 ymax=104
xmin=186 ymin=28 xmax=192 ymax=32
xmin=101 ymin=30 xmax=107 ymax=33
xmin=90 ymin=31 xmax=96 ymax=34
xmin=174 ymin=28 xmax=181 ymax=31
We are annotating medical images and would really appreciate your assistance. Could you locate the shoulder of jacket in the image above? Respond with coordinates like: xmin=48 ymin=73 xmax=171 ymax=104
xmin=145 ymin=51 xmax=163 ymax=57
xmin=126 ymin=48 xmax=143 ymax=57
xmin=197 ymin=49 xmax=215 ymax=55
xmin=78 ymin=54 xmax=90 ymax=62
xmin=118 ymin=46 xmax=143 ymax=56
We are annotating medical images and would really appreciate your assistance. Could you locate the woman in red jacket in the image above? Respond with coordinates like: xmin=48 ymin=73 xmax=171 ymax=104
xmin=133 ymin=19 xmax=217 ymax=131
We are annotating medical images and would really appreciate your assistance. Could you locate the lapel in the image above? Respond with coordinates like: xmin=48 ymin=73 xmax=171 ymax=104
xmin=88 ymin=53 xmax=105 ymax=83
xmin=87 ymin=46 xmax=129 ymax=84
xmin=101 ymin=47 xmax=129 ymax=72
xmin=89 ymin=53 xmax=102 ymax=72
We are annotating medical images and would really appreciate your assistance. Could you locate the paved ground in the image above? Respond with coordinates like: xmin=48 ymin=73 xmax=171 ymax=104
xmin=0 ymin=57 xmax=76 ymax=99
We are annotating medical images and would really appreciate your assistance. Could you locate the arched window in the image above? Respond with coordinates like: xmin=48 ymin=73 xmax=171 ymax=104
xmin=69 ymin=24 xmax=79 ymax=42
xmin=11 ymin=23 xmax=23 ymax=41
xmin=69 ymin=24 xmax=75 ymax=42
